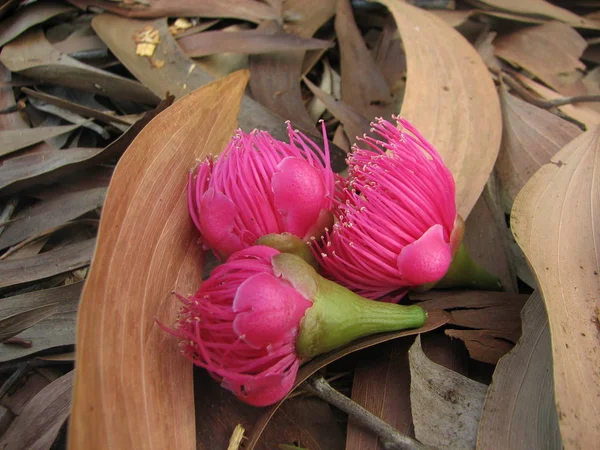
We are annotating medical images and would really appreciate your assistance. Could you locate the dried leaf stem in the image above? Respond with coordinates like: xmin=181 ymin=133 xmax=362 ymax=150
xmin=305 ymin=376 xmax=429 ymax=450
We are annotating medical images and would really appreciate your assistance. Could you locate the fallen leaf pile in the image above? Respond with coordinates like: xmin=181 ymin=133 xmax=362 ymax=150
xmin=0 ymin=1 xmax=598 ymax=449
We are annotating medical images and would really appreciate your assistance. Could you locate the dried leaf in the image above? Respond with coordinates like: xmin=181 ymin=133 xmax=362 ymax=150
xmin=430 ymin=10 xmax=475 ymax=27
xmin=476 ymin=292 xmax=562 ymax=449
xmin=0 ymin=187 xmax=106 ymax=250
xmin=0 ymin=283 xmax=82 ymax=362
xmin=472 ymin=0 xmax=600 ymax=30
xmin=409 ymin=335 xmax=487 ymax=449
xmin=0 ymin=30 xmax=159 ymax=104
xmin=379 ymin=0 xmax=502 ymax=218
xmin=336 ymin=0 xmax=392 ymax=119
xmin=282 ymin=0 xmax=337 ymax=38
xmin=512 ymin=72 xmax=600 ymax=128
xmin=0 ymin=1 xmax=74 ymax=47
xmin=495 ymin=86 xmax=582 ymax=212
xmin=0 ymin=239 xmax=95 ymax=290
xmin=245 ymin=309 xmax=450 ymax=449
xmin=180 ymin=29 xmax=333 ymax=58
xmin=0 ymin=303 xmax=58 ymax=343
xmin=68 ymin=0 xmax=278 ymax=22
xmin=511 ymin=125 xmax=600 ymax=447
xmin=0 ymin=371 xmax=73 ymax=450
xmin=372 ymin=17 xmax=406 ymax=97
xmin=68 ymin=70 xmax=249 ymax=450
xmin=494 ymin=22 xmax=587 ymax=96
xmin=0 ymin=123 xmax=82 ymax=158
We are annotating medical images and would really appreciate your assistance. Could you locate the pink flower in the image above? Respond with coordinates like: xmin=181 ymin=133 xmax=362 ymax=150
xmin=314 ymin=117 xmax=462 ymax=301
xmin=188 ymin=123 xmax=336 ymax=260
xmin=167 ymin=245 xmax=426 ymax=406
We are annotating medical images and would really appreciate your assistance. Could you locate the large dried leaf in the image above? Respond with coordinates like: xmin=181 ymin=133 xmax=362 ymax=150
xmin=179 ymin=29 xmax=333 ymax=58
xmin=0 ymin=303 xmax=58 ymax=343
xmin=511 ymin=126 xmax=600 ymax=447
xmin=471 ymin=0 xmax=600 ymax=30
xmin=0 ymin=371 xmax=73 ymax=450
xmin=496 ymin=86 xmax=582 ymax=212
xmin=68 ymin=0 xmax=278 ymax=22
xmin=68 ymin=71 xmax=248 ymax=450
xmin=0 ymin=1 xmax=74 ymax=47
xmin=477 ymin=292 xmax=562 ymax=449
xmin=336 ymin=0 xmax=392 ymax=119
xmin=0 ymin=239 xmax=95 ymax=289
xmin=246 ymin=309 xmax=450 ymax=449
xmin=494 ymin=22 xmax=587 ymax=96
xmin=0 ymin=187 xmax=106 ymax=250
xmin=0 ymin=30 xmax=159 ymax=104
xmin=379 ymin=0 xmax=502 ymax=218
xmin=409 ymin=336 xmax=487 ymax=450
xmin=0 ymin=123 xmax=82 ymax=158
xmin=0 ymin=283 xmax=82 ymax=362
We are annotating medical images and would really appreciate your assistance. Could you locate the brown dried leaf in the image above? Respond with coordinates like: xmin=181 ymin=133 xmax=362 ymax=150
xmin=511 ymin=125 xmax=600 ymax=447
xmin=494 ymin=22 xmax=587 ymax=96
xmin=0 ymin=30 xmax=159 ymax=104
xmin=246 ymin=309 xmax=450 ymax=449
xmin=445 ymin=329 xmax=514 ymax=365
xmin=336 ymin=0 xmax=392 ymax=119
xmin=0 ymin=1 xmax=74 ymax=47
xmin=0 ymin=371 xmax=73 ymax=450
xmin=495 ymin=86 xmax=582 ymax=212
xmin=0 ymin=283 xmax=82 ymax=362
xmin=0 ymin=123 xmax=82 ymax=158
xmin=430 ymin=10 xmax=475 ymax=28
xmin=68 ymin=70 xmax=249 ymax=450
xmin=68 ymin=0 xmax=278 ymax=22
xmin=0 ymin=238 xmax=95 ymax=290
xmin=476 ymin=292 xmax=562 ymax=449
xmin=0 ymin=187 xmax=106 ymax=250
xmin=180 ymin=29 xmax=333 ymax=58
xmin=409 ymin=336 xmax=487 ymax=450
xmin=0 ymin=303 xmax=58 ymax=343
xmin=472 ymin=0 xmax=600 ymax=30
xmin=379 ymin=0 xmax=502 ymax=218
xmin=283 ymin=0 xmax=337 ymax=38
xmin=372 ymin=17 xmax=406 ymax=97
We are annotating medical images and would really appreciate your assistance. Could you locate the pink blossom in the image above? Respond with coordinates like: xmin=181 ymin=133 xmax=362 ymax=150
xmin=314 ymin=117 xmax=461 ymax=300
xmin=188 ymin=123 xmax=335 ymax=260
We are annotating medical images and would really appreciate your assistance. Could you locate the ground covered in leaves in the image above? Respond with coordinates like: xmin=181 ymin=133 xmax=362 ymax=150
xmin=0 ymin=0 xmax=599 ymax=449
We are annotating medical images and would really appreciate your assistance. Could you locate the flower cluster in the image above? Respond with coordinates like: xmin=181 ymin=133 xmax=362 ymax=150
xmin=167 ymin=117 xmax=465 ymax=406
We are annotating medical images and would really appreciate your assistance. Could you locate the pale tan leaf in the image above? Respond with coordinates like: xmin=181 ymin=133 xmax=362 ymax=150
xmin=430 ymin=10 xmax=475 ymax=27
xmin=378 ymin=0 xmax=502 ymax=218
xmin=68 ymin=70 xmax=249 ymax=450
xmin=511 ymin=126 xmax=600 ymax=448
xmin=477 ymin=292 xmax=562 ymax=450
xmin=409 ymin=335 xmax=488 ymax=449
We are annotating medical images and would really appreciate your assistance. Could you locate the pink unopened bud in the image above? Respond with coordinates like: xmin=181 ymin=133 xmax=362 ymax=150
xmin=188 ymin=123 xmax=336 ymax=260
xmin=315 ymin=117 xmax=460 ymax=301
xmin=166 ymin=246 xmax=426 ymax=406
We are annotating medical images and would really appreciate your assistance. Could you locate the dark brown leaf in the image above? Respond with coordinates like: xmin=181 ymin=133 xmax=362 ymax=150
xmin=0 ymin=303 xmax=58 ymax=343
xmin=0 ymin=371 xmax=73 ymax=450
xmin=0 ymin=123 xmax=82 ymax=158
xmin=0 ymin=1 xmax=74 ymax=47
xmin=476 ymin=292 xmax=562 ymax=449
xmin=445 ymin=329 xmax=514 ymax=365
xmin=0 ymin=29 xmax=159 ymax=104
xmin=0 ymin=238 xmax=95 ymax=289
xmin=0 ymin=283 xmax=82 ymax=362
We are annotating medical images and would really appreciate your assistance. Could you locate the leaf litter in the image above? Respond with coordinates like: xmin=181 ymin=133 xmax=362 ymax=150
xmin=0 ymin=1 xmax=599 ymax=449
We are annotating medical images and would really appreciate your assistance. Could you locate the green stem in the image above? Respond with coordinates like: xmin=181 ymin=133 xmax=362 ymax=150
xmin=434 ymin=243 xmax=502 ymax=290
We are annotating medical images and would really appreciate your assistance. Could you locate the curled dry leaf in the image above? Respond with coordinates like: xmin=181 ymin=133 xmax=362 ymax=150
xmin=0 ymin=30 xmax=159 ymax=104
xmin=494 ymin=22 xmax=587 ymax=96
xmin=68 ymin=0 xmax=278 ymax=23
xmin=511 ymin=126 xmax=600 ymax=448
xmin=409 ymin=336 xmax=487 ymax=450
xmin=0 ymin=371 xmax=73 ymax=450
xmin=477 ymin=292 xmax=562 ymax=450
xmin=0 ymin=1 xmax=74 ymax=47
xmin=378 ymin=0 xmax=502 ymax=218
xmin=68 ymin=70 xmax=249 ymax=450
xmin=496 ymin=86 xmax=582 ymax=212
xmin=0 ymin=123 xmax=82 ymax=159
xmin=0 ymin=283 xmax=82 ymax=362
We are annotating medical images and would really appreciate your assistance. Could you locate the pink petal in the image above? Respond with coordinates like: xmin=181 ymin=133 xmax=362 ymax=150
xmin=199 ymin=188 xmax=244 ymax=258
xmin=272 ymin=157 xmax=327 ymax=238
xmin=232 ymin=272 xmax=312 ymax=348
xmin=396 ymin=224 xmax=452 ymax=286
